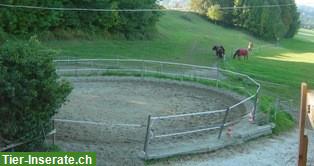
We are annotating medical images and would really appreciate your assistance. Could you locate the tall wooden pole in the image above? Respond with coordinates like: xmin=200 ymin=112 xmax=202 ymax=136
xmin=298 ymin=83 xmax=308 ymax=166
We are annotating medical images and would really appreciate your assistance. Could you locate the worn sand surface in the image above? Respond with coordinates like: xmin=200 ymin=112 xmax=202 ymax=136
xmin=53 ymin=77 xmax=247 ymax=166
xmin=52 ymin=77 xmax=313 ymax=166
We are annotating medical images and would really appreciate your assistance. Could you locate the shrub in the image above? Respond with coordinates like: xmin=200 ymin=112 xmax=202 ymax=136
xmin=0 ymin=37 xmax=72 ymax=148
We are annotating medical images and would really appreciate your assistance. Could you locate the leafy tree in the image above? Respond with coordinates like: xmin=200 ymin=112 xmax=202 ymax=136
xmin=0 ymin=38 xmax=72 ymax=147
xmin=194 ymin=0 xmax=300 ymax=40
xmin=207 ymin=4 xmax=223 ymax=22
xmin=191 ymin=0 xmax=233 ymax=25
xmin=279 ymin=0 xmax=300 ymax=38
xmin=206 ymin=0 xmax=234 ymax=25
xmin=190 ymin=0 xmax=209 ymax=14
xmin=219 ymin=0 xmax=234 ymax=26
xmin=0 ymin=0 xmax=63 ymax=35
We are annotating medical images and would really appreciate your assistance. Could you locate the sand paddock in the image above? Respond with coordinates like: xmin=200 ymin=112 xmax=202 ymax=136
xmin=53 ymin=77 xmax=249 ymax=166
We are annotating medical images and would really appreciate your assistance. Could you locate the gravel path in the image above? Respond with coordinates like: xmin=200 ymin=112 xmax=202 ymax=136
xmin=150 ymin=129 xmax=314 ymax=166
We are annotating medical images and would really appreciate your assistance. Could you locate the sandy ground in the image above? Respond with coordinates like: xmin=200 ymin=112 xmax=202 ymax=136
xmin=53 ymin=77 xmax=248 ymax=166
xmin=51 ymin=76 xmax=314 ymax=166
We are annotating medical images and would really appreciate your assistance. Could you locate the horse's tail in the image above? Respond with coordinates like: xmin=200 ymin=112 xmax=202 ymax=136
xmin=233 ymin=50 xmax=239 ymax=59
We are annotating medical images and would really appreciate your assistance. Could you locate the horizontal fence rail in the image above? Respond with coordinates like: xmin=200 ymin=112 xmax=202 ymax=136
xmin=53 ymin=58 xmax=260 ymax=159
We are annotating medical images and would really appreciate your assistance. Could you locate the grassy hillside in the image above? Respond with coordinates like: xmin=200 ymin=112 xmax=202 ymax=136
xmin=46 ymin=11 xmax=314 ymax=102
xmin=46 ymin=12 xmax=268 ymax=65
xmin=295 ymin=28 xmax=314 ymax=42
xmin=224 ymin=28 xmax=314 ymax=98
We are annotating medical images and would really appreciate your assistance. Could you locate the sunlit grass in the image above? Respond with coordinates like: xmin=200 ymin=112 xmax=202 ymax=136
xmin=295 ymin=28 xmax=314 ymax=42
xmin=259 ymin=52 xmax=314 ymax=63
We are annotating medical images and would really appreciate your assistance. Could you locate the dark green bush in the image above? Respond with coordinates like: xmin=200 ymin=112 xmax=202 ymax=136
xmin=272 ymin=111 xmax=294 ymax=134
xmin=0 ymin=28 xmax=9 ymax=44
xmin=0 ymin=38 xmax=72 ymax=146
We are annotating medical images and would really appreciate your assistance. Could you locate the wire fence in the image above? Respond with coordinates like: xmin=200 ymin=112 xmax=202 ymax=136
xmin=54 ymin=58 xmax=260 ymax=159
xmin=0 ymin=3 xmax=295 ymax=12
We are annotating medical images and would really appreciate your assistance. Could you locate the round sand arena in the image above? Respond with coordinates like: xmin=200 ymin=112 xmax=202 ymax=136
xmin=54 ymin=77 xmax=247 ymax=166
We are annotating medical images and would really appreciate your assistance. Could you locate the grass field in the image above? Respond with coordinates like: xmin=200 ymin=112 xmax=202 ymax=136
xmin=295 ymin=28 xmax=314 ymax=42
xmin=46 ymin=11 xmax=314 ymax=121
xmin=46 ymin=12 xmax=269 ymax=65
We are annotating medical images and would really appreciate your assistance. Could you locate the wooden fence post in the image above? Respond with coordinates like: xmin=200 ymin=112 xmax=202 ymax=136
xmin=298 ymin=82 xmax=308 ymax=166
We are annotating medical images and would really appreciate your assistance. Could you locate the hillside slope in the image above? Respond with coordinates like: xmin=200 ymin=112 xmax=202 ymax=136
xmin=46 ymin=12 xmax=314 ymax=99
xmin=47 ymin=12 xmax=268 ymax=65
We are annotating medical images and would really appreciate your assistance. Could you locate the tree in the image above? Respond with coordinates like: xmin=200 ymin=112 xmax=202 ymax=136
xmin=0 ymin=0 xmax=63 ymax=35
xmin=207 ymin=4 xmax=223 ymax=22
xmin=220 ymin=0 xmax=234 ymax=26
xmin=207 ymin=0 xmax=234 ymax=26
xmin=191 ymin=0 xmax=209 ymax=14
xmin=0 ymin=0 xmax=161 ymax=39
xmin=0 ymin=38 xmax=72 ymax=148
xmin=279 ymin=0 xmax=300 ymax=38
xmin=193 ymin=0 xmax=300 ymax=40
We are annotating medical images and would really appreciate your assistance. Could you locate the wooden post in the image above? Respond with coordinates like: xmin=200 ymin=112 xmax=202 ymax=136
xmin=303 ymin=135 xmax=308 ymax=166
xmin=298 ymin=83 xmax=308 ymax=166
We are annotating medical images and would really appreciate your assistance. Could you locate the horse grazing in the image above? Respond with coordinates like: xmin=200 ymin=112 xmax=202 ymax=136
xmin=212 ymin=45 xmax=225 ymax=58
xmin=233 ymin=48 xmax=249 ymax=60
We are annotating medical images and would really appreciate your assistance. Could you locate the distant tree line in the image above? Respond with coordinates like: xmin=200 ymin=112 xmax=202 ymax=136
xmin=0 ymin=0 xmax=161 ymax=39
xmin=191 ymin=0 xmax=300 ymax=40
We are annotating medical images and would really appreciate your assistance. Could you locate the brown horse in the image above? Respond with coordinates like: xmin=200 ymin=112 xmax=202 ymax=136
xmin=233 ymin=41 xmax=253 ymax=60
xmin=233 ymin=48 xmax=249 ymax=60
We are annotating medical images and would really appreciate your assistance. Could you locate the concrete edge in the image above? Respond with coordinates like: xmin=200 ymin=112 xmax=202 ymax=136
xmin=140 ymin=123 xmax=274 ymax=160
